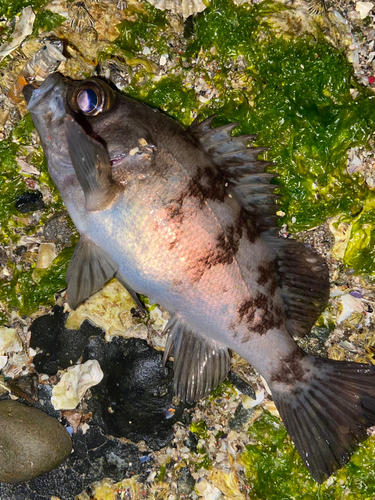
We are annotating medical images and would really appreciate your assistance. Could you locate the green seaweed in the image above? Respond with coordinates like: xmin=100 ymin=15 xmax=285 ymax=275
xmin=242 ymin=411 xmax=375 ymax=499
xmin=343 ymin=208 xmax=375 ymax=275
xmin=32 ymin=9 xmax=66 ymax=36
xmin=190 ymin=419 xmax=209 ymax=439
xmin=0 ymin=0 xmax=49 ymax=19
xmin=115 ymin=3 xmax=168 ymax=57
xmin=1 ymin=244 xmax=74 ymax=318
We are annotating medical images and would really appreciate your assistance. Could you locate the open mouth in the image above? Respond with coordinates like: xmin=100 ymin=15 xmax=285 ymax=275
xmin=109 ymin=154 xmax=127 ymax=166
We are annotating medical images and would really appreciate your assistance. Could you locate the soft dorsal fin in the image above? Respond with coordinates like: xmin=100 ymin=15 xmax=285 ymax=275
xmin=163 ymin=315 xmax=230 ymax=402
xmin=189 ymin=117 xmax=330 ymax=338
xmin=188 ymin=116 xmax=279 ymax=234
xmin=264 ymin=235 xmax=330 ymax=337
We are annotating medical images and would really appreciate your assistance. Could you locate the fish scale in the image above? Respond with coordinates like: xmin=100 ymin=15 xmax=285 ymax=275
xmin=24 ymin=72 xmax=375 ymax=483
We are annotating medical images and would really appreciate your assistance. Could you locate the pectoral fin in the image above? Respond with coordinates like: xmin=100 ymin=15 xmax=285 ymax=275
xmin=64 ymin=115 xmax=122 ymax=211
xmin=66 ymin=235 xmax=119 ymax=309
xmin=163 ymin=315 xmax=230 ymax=402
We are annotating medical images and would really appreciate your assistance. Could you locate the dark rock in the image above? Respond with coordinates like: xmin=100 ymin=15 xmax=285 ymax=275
xmin=229 ymin=402 xmax=252 ymax=431
xmin=0 ymin=399 xmax=72 ymax=483
xmin=43 ymin=212 xmax=73 ymax=247
xmin=83 ymin=336 xmax=191 ymax=450
xmin=6 ymin=373 xmax=39 ymax=404
xmin=30 ymin=306 xmax=105 ymax=375
xmin=0 ymin=424 xmax=147 ymax=500
xmin=184 ymin=431 xmax=199 ymax=452
xmin=177 ymin=467 xmax=195 ymax=495
xmin=15 ymin=191 xmax=44 ymax=213
xmin=227 ymin=371 xmax=256 ymax=399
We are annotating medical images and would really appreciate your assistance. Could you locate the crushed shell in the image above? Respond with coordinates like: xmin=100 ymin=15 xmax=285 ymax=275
xmin=0 ymin=328 xmax=23 ymax=355
xmin=65 ymin=279 xmax=148 ymax=341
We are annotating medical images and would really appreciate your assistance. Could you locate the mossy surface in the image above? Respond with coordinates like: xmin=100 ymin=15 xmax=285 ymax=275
xmin=243 ymin=411 xmax=375 ymax=499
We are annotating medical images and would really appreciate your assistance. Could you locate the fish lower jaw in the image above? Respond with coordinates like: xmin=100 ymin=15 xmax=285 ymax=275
xmin=110 ymin=153 xmax=127 ymax=166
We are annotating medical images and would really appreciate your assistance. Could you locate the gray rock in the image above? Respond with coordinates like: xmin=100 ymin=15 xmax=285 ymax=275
xmin=177 ymin=467 xmax=196 ymax=495
xmin=0 ymin=399 xmax=72 ymax=483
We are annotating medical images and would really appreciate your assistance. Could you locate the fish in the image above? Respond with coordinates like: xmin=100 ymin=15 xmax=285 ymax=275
xmin=23 ymin=72 xmax=375 ymax=483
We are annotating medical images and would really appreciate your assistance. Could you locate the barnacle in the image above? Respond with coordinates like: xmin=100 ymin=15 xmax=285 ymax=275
xmin=69 ymin=1 xmax=94 ymax=33
xmin=303 ymin=0 xmax=326 ymax=15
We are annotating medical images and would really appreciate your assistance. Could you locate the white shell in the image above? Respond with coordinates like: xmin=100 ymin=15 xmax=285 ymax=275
xmin=355 ymin=1 xmax=373 ymax=19
xmin=337 ymin=294 xmax=364 ymax=324
xmin=36 ymin=243 xmax=57 ymax=269
xmin=51 ymin=359 xmax=104 ymax=410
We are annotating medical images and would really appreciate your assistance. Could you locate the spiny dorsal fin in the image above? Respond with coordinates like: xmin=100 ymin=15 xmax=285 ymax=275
xmin=188 ymin=116 xmax=278 ymax=234
xmin=163 ymin=315 xmax=230 ymax=403
xmin=264 ymin=235 xmax=330 ymax=337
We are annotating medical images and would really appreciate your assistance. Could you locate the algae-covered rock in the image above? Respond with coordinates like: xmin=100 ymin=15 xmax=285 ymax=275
xmin=0 ymin=399 xmax=72 ymax=483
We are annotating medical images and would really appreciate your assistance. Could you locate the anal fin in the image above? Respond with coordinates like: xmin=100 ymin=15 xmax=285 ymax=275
xmin=163 ymin=315 xmax=230 ymax=402
xmin=64 ymin=115 xmax=122 ymax=211
xmin=66 ymin=235 xmax=119 ymax=309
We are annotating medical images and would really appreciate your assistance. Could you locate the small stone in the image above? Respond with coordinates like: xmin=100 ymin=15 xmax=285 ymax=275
xmin=184 ymin=431 xmax=199 ymax=452
xmin=43 ymin=212 xmax=73 ymax=247
xmin=0 ymin=399 xmax=72 ymax=483
xmin=177 ymin=467 xmax=196 ymax=495
xmin=227 ymin=371 xmax=256 ymax=399
xmin=229 ymin=402 xmax=252 ymax=430
xmin=15 ymin=191 xmax=44 ymax=213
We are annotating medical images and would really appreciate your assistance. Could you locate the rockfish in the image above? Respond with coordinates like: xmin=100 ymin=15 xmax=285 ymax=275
xmin=24 ymin=73 xmax=375 ymax=482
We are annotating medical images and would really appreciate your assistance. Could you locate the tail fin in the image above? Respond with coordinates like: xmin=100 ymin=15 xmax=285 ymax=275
xmin=271 ymin=356 xmax=375 ymax=483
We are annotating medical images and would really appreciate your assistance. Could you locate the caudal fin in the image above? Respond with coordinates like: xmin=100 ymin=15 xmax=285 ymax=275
xmin=271 ymin=356 xmax=375 ymax=483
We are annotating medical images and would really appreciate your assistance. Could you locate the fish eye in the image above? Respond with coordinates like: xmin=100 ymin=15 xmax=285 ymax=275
xmin=77 ymin=88 xmax=99 ymax=114
xmin=70 ymin=79 xmax=113 ymax=116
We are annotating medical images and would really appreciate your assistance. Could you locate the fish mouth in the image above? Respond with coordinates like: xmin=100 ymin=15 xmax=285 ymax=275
xmin=109 ymin=153 xmax=127 ymax=166
xmin=23 ymin=73 xmax=67 ymax=121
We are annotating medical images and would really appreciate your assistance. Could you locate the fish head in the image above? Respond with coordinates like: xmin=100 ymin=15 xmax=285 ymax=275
xmin=23 ymin=72 xmax=157 ymax=189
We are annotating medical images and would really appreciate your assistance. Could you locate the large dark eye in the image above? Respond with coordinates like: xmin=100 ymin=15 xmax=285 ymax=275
xmin=77 ymin=88 xmax=99 ymax=114
xmin=69 ymin=79 xmax=114 ymax=116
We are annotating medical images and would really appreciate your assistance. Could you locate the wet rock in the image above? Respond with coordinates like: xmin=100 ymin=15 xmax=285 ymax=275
xmin=30 ymin=311 xmax=191 ymax=451
xmin=83 ymin=336 xmax=191 ymax=449
xmin=0 ymin=399 xmax=72 ymax=483
xmin=177 ymin=467 xmax=196 ymax=494
xmin=15 ymin=191 xmax=44 ymax=213
xmin=43 ymin=212 xmax=73 ymax=247
xmin=229 ymin=402 xmax=252 ymax=431
xmin=30 ymin=306 xmax=104 ymax=375
xmin=0 ymin=424 xmax=148 ymax=500
xmin=227 ymin=371 xmax=256 ymax=399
